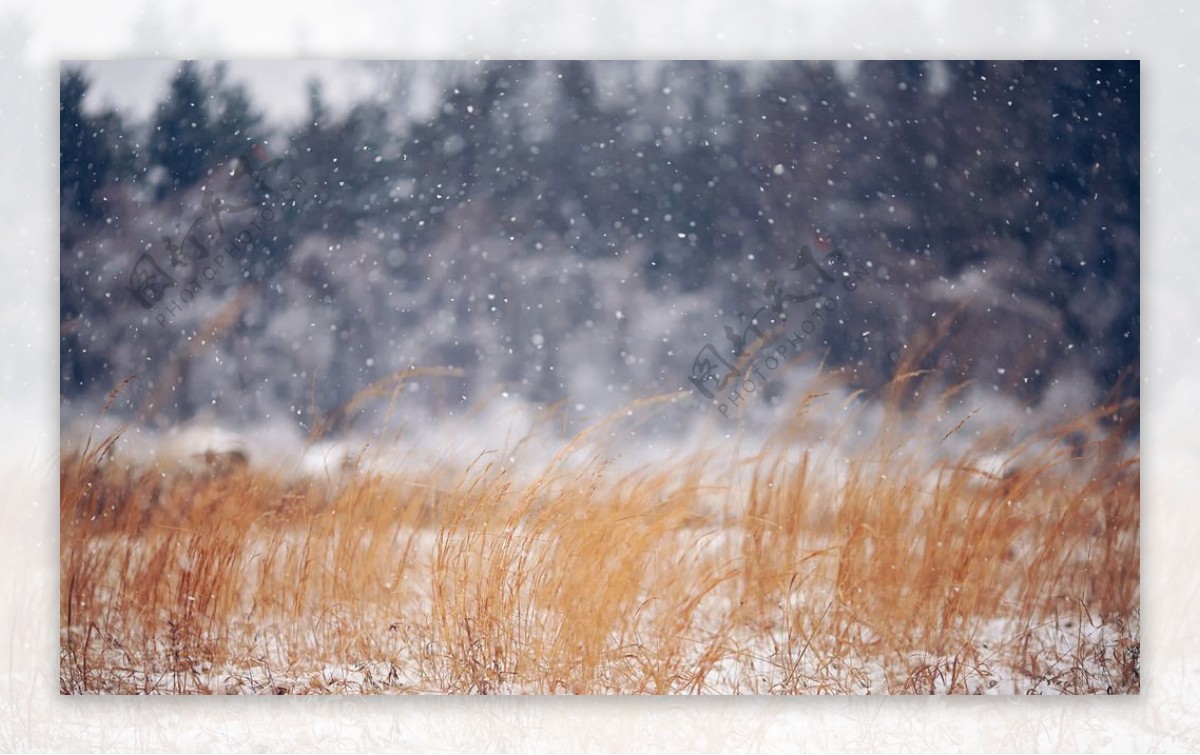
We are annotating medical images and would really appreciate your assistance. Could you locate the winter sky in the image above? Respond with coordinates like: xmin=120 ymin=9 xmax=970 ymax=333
xmin=79 ymin=60 xmax=378 ymax=125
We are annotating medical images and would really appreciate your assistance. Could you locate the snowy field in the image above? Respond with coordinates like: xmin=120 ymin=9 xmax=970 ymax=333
xmin=61 ymin=385 xmax=1139 ymax=695
xmin=58 ymin=60 xmax=1140 ymax=696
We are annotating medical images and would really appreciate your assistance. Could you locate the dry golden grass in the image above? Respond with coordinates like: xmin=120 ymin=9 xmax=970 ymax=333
xmin=60 ymin=382 xmax=1139 ymax=695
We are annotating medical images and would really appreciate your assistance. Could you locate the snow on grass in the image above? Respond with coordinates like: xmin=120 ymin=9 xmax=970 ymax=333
xmin=60 ymin=388 xmax=1138 ymax=695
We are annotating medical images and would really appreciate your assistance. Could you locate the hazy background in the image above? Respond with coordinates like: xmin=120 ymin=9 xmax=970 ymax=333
xmin=60 ymin=60 xmax=1138 ymax=452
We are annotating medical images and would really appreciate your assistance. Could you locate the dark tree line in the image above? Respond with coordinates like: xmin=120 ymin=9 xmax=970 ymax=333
xmin=60 ymin=61 xmax=1138 ymax=429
